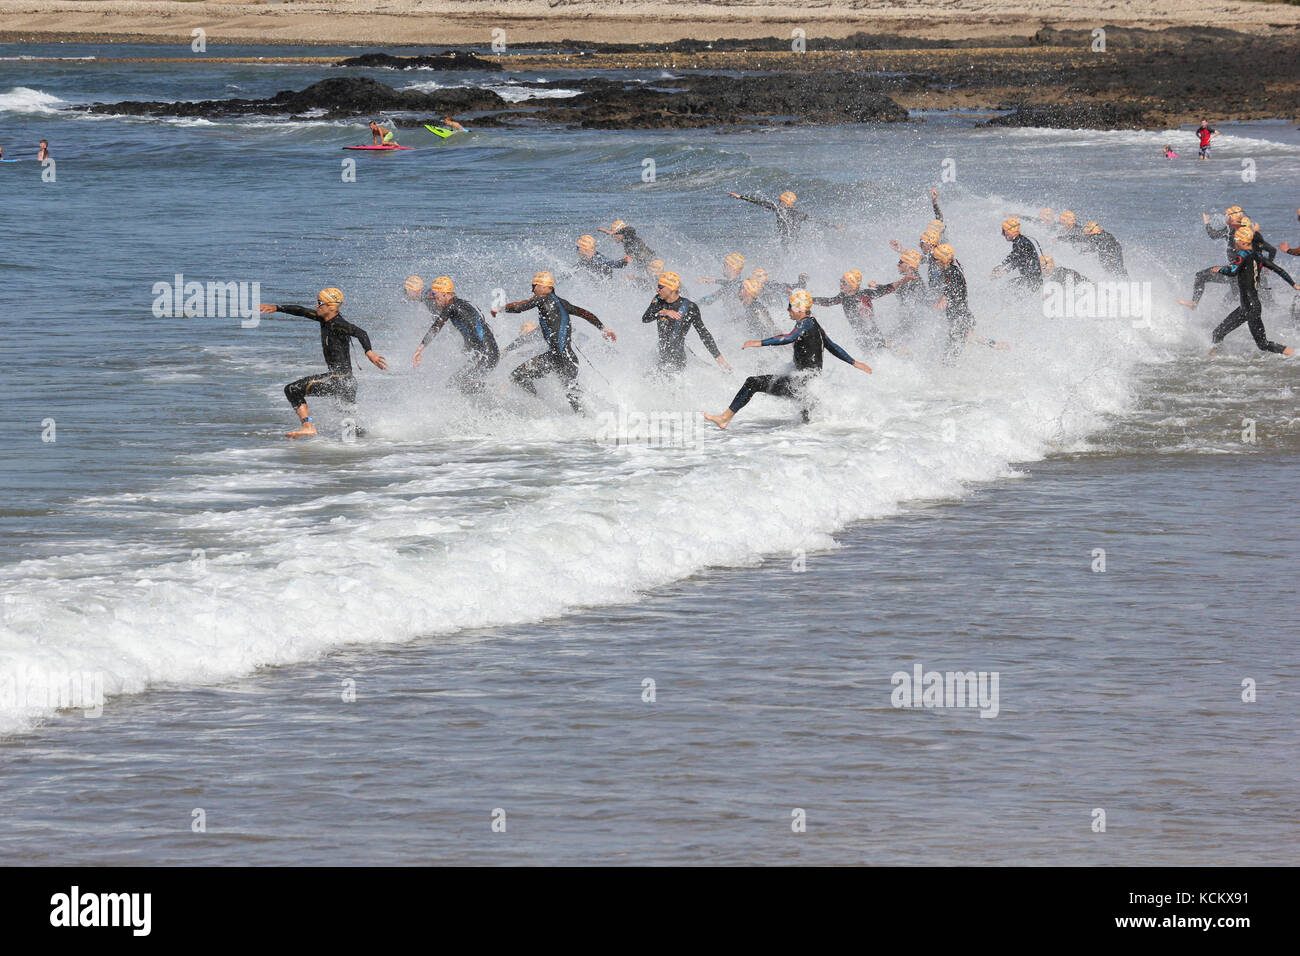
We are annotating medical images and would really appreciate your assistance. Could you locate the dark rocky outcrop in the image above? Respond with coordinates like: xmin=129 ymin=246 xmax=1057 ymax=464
xmin=334 ymin=51 xmax=502 ymax=70
xmin=982 ymin=103 xmax=1152 ymax=130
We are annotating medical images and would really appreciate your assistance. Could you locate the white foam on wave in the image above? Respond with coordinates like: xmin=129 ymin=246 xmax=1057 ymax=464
xmin=0 ymin=86 xmax=66 ymax=114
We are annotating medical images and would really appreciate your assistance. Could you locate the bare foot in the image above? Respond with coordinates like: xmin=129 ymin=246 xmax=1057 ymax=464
xmin=1284 ymin=347 xmax=1295 ymax=356
xmin=286 ymin=422 xmax=318 ymax=439
xmin=702 ymin=411 xmax=732 ymax=430
xmin=1207 ymin=347 xmax=1220 ymax=357
xmin=1177 ymin=299 xmax=1198 ymax=309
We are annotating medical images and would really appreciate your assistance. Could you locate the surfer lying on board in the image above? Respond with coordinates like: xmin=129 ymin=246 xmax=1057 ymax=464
xmin=369 ymin=120 xmax=397 ymax=145
xmin=259 ymin=288 xmax=388 ymax=439
xmin=702 ymin=290 xmax=871 ymax=429
xmin=413 ymin=276 xmax=500 ymax=394
xmin=440 ymin=116 xmax=465 ymax=132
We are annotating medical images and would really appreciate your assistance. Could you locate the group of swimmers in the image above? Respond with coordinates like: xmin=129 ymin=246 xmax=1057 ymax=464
xmin=257 ymin=188 xmax=1300 ymax=437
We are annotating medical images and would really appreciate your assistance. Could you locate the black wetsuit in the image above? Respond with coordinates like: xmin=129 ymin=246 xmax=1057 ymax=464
xmin=420 ymin=295 xmax=500 ymax=393
xmin=738 ymin=298 xmax=778 ymax=336
xmin=735 ymin=194 xmax=808 ymax=247
xmin=503 ymin=292 xmax=606 ymax=412
xmin=727 ymin=315 xmax=857 ymax=422
xmin=615 ymin=228 xmax=656 ymax=268
xmin=641 ymin=294 xmax=721 ymax=372
xmin=870 ymin=275 xmax=927 ymax=337
xmin=573 ymin=253 xmax=629 ymax=279
xmin=1060 ymin=230 xmax=1127 ymax=278
xmin=1045 ymin=266 xmax=1092 ymax=286
xmin=276 ymin=305 xmax=374 ymax=409
xmin=812 ymin=284 xmax=904 ymax=352
xmin=1210 ymin=249 xmax=1294 ymax=353
xmin=935 ymin=262 xmax=976 ymax=362
xmin=699 ymin=276 xmax=743 ymax=305
xmin=1000 ymin=233 xmax=1044 ymax=291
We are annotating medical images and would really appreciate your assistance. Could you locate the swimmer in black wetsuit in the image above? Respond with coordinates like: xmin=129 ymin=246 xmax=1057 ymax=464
xmin=890 ymin=228 xmax=943 ymax=296
xmin=1180 ymin=206 xmax=1276 ymax=309
xmin=494 ymin=271 xmax=616 ymax=413
xmin=876 ymin=249 xmax=930 ymax=339
xmin=1039 ymin=254 xmax=1091 ymax=287
xmin=412 ymin=275 xmax=500 ymax=394
xmin=728 ymin=190 xmax=808 ymax=250
xmin=735 ymin=278 xmax=778 ymax=336
xmin=991 ymin=217 xmax=1043 ymax=291
xmin=931 ymin=244 xmax=1009 ymax=362
xmin=698 ymin=252 xmax=747 ymax=305
xmin=258 ymin=287 xmax=388 ymax=439
xmin=641 ymin=271 xmax=732 ymax=374
xmin=1059 ymin=221 xmax=1128 ymax=278
xmin=1208 ymin=226 xmax=1299 ymax=356
xmin=1055 ymin=210 xmax=1084 ymax=241
xmin=572 ymin=234 xmax=630 ymax=279
xmin=813 ymin=269 xmax=915 ymax=352
xmin=702 ymin=290 xmax=872 ymax=429
xmin=599 ymin=220 xmax=656 ymax=269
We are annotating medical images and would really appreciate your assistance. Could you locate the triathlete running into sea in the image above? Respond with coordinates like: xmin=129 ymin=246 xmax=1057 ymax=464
xmin=412 ymin=276 xmax=500 ymax=394
xmin=1208 ymin=226 xmax=1299 ymax=356
xmin=702 ymin=290 xmax=872 ymax=429
xmin=641 ymin=271 xmax=732 ymax=375
xmin=258 ymin=287 xmax=388 ymax=439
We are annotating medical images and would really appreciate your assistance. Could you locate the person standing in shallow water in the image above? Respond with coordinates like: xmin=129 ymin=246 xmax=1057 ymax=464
xmin=1208 ymin=226 xmax=1298 ymax=357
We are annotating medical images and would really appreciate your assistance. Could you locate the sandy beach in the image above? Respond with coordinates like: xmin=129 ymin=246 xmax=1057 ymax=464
xmin=2 ymin=0 xmax=1300 ymax=46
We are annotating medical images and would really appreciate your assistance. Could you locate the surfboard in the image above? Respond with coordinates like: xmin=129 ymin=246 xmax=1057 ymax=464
xmin=424 ymin=125 xmax=463 ymax=139
xmin=341 ymin=144 xmax=414 ymax=151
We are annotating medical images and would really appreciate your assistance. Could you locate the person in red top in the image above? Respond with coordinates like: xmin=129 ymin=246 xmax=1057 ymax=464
xmin=1196 ymin=121 xmax=1218 ymax=160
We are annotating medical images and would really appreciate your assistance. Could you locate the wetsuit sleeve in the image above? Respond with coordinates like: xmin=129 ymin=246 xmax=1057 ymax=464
xmin=1219 ymin=256 xmax=1242 ymax=277
xmin=419 ymin=301 xmax=449 ymax=346
xmin=1206 ymin=223 xmax=1230 ymax=240
xmin=274 ymin=304 xmax=322 ymax=322
xmin=759 ymin=320 xmax=809 ymax=347
xmin=821 ymin=330 xmax=857 ymax=366
xmin=502 ymin=296 xmax=542 ymax=314
xmin=1255 ymin=235 xmax=1278 ymax=261
xmin=1261 ymin=258 xmax=1296 ymax=286
xmin=604 ymin=255 xmax=629 ymax=271
xmin=335 ymin=317 xmax=373 ymax=353
xmin=931 ymin=195 xmax=944 ymax=221
xmin=737 ymin=195 xmax=777 ymax=211
xmin=641 ymin=298 xmax=664 ymax=323
xmin=812 ymin=293 xmax=844 ymax=306
xmin=699 ymin=287 xmax=723 ymax=305
xmin=562 ymin=299 xmax=605 ymax=330
xmin=688 ymin=304 xmax=721 ymax=359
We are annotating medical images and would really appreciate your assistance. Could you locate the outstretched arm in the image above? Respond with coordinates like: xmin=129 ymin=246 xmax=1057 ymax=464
xmin=1261 ymin=258 xmax=1297 ymax=287
xmin=930 ymin=188 xmax=943 ymax=222
xmin=260 ymin=303 xmax=320 ymax=320
xmin=567 ymin=301 xmax=617 ymax=342
xmin=727 ymin=192 xmax=776 ymax=211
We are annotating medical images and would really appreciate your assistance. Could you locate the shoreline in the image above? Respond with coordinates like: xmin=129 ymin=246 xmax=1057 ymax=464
xmin=2 ymin=1 xmax=1300 ymax=48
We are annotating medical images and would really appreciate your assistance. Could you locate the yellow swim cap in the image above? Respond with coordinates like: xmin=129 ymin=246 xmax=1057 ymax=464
xmin=724 ymin=252 xmax=745 ymax=270
xmin=610 ymin=220 xmax=627 ymax=233
xmin=1039 ymin=207 xmax=1054 ymax=220
xmin=404 ymin=275 xmax=424 ymax=294
xmin=933 ymin=244 xmax=955 ymax=264
xmin=779 ymin=191 xmax=797 ymax=206
xmin=928 ymin=219 xmax=945 ymax=234
xmin=842 ymin=269 xmax=863 ymax=288
xmin=899 ymin=249 xmax=922 ymax=268
xmin=1084 ymin=221 xmax=1101 ymax=235
xmin=1059 ymin=210 xmax=1076 ymax=226
xmin=788 ymin=290 xmax=814 ymax=311
xmin=1039 ymin=254 xmax=1055 ymax=271
xmin=577 ymin=234 xmax=595 ymax=251
xmin=429 ymin=275 xmax=454 ymax=294
xmin=647 ymin=258 xmax=665 ymax=274
xmin=532 ymin=271 xmax=555 ymax=289
xmin=1225 ymin=205 xmax=1243 ymax=218
xmin=920 ymin=229 xmax=941 ymax=246
xmin=1233 ymin=225 xmax=1254 ymax=244
xmin=751 ymin=268 xmax=768 ymax=284
xmin=740 ymin=278 xmax=762 ymax=298
xmin=318 ymin=288 xmax=344 ymax=306
xmin=657 ymin=271 xmax=681 ymax=291
xmin=1002 ymin=217 xmax=1021 ymax=235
